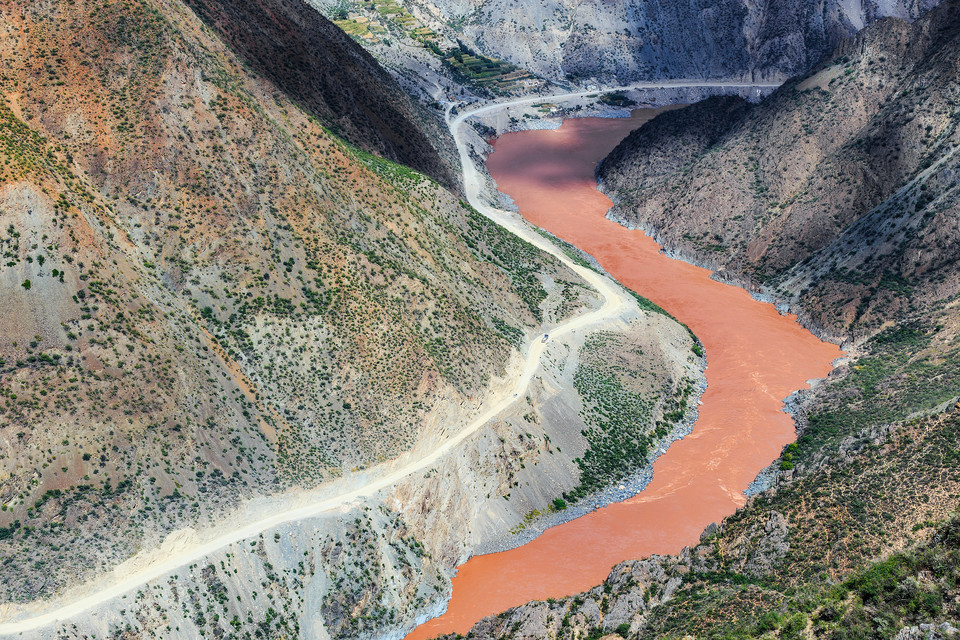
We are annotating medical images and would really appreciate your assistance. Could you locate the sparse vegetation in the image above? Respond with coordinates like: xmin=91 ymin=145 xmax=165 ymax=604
xmin=565 ymin=332 xmax=696 ymax=502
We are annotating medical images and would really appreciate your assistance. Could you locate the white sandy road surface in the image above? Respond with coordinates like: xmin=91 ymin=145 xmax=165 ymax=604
xmin=0 ymin=80 xmax=777 ymax=635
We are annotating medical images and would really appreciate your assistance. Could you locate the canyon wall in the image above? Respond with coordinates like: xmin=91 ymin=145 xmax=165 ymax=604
xmin=599 ymin=0 xmax=960 ymax=340
xmin=406 ymin=0 xmax=940 ymax=84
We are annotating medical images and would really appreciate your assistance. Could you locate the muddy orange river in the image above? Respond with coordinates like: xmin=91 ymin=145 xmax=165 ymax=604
xmin=407 ymin=109 xmax=842 ymax=640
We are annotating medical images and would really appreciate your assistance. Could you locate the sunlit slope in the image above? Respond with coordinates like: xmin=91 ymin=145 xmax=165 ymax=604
xmin=0 ymin=0 xmax=588 ymax=603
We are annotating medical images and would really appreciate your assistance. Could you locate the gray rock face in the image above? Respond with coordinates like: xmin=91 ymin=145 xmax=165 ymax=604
xmin=722 ymin=510 xmax=791 ymax=576
xmin=895 ymin=622 xmax=960 ymax=640
xmin=408 ymin=0 xmax=940 ymax=83
xmin=459 ymin=554 xmax=689 ymax=640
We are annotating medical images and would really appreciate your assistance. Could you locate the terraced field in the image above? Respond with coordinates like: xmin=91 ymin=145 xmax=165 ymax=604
xmin=444 ymin=49 xmax=536 ymax=94
xmin=333 ymin=15 xmax=386 ymax=41
xmin=322 ymin=0 xmax=542 ymax=95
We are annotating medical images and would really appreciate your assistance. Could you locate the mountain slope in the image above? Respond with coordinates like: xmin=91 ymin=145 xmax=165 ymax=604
xmin=447 ymin=407 xmax=960 ymax=640
xmin=182 ymin=0 xmax=458 ymax=189
xmin=0 ymin=0 xmax=593 ymax=602
xmin=600 ymin=0 xmax=960 ymax=340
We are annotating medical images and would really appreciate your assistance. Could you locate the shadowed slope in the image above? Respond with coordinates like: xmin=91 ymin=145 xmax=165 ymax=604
xmin=184 ymin=0 xmax=456 ymax=188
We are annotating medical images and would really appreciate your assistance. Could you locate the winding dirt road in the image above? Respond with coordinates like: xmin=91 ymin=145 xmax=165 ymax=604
xmin=0 ymin=81 xmax=784 ymax=635
xmin=0 ymin=86 xmax=683 ymax=635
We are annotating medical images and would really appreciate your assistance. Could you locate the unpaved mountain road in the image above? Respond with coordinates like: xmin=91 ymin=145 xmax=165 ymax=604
xmin=0 ymin=80 xmax=777 ymax=635
xmin=0 ymin=93 xmax=633 ymax=638
xmin=450 ymin=80 xmax=780 ymax=123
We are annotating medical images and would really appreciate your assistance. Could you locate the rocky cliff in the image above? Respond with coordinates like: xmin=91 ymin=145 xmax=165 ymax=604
xmin=405 ymin=0 xmax=941 ymax=85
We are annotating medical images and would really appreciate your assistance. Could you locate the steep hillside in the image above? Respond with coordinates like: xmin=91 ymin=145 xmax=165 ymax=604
xmin=401 ymin=0 xmax=939 ymax=85
xmin=182 ymin=0 xmax=458 ymax=188
xmin=600 ymin=0 xmax=960 ymax=341
xmin=0 ymin=0 xmax=595 ymax=603
xmin=444 ymin=406 xmax=960 ymax=640
xmin=307 ymin=0 xmax=549 ymax=101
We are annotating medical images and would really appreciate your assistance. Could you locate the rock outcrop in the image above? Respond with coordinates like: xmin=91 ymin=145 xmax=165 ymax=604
xmin=406 ymin=0 xmax=941 ymax=84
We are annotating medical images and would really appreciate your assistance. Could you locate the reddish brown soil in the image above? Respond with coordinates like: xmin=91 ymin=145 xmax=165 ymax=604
xmin=407 ymin=109 xmax=843 ymax=640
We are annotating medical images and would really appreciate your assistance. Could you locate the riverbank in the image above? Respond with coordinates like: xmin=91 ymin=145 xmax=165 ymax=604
xmin=474 ymin=373 xmax=708 ymax=556
xmin=604 ymin=207 xmax=854 ymax=348
xmin=475 ymin=154 xmax=709 ymax=556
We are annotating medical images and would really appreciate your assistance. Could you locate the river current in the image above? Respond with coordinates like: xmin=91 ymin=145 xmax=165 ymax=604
xmin=407 ymin=109 xmax=841 ymax=640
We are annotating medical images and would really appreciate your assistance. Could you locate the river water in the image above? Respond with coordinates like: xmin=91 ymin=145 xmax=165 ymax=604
xmin=406 ymin=109 xmax=842 ymax=640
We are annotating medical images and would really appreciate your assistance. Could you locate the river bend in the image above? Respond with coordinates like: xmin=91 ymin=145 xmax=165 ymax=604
xmin=407 ymin=108 xmax=841 ymax=640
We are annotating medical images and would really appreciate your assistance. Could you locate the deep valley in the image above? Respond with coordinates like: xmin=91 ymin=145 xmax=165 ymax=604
xmin=1 ymin=0 xmax=958 ymax=638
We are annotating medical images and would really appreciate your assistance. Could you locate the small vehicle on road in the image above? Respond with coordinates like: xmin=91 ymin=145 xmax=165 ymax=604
xmin=541 ymin=333 xmax=549 ymax=343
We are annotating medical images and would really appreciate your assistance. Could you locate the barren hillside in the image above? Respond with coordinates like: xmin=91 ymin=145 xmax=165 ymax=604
xmin=182 ymin=0 xmax=458 ymax=188
xmin=0 ymin=0 xmax=592 ymax=602
xmin=600 ymin=1 xmax=960 ymax=341
xmin=402 ymin=0 xmax=940 ymax=85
